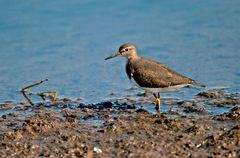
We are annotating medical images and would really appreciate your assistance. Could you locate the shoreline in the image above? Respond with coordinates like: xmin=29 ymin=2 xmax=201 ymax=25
xmin=0 ymin=89 xmax=239 ymax=157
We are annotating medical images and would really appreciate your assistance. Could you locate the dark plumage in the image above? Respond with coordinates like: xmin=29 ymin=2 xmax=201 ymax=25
xmin=126 ymin=57 xmax=204 ymax=88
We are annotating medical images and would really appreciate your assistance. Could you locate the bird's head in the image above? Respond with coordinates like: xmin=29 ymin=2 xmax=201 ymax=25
xmin=105 ymin=43 xmax=138 ymax=60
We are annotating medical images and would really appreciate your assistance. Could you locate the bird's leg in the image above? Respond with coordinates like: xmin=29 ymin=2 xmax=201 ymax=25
xmin=154 ymin=93 xmax=161 ymax=113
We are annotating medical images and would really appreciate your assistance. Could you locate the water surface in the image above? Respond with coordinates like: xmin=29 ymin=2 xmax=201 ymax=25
xmin=0 ymin=0 xmax=239 ymax=104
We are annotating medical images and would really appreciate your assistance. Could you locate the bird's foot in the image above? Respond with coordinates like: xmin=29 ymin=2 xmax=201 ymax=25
xmin=154 ymin=93 xmax=161 ymax=113
xmin=155 ymin=98 xmax=160 ymax=113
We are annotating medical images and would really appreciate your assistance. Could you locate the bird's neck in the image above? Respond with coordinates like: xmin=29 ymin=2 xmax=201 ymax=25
xmin=127 ymin=54 xmax=140 ymax=61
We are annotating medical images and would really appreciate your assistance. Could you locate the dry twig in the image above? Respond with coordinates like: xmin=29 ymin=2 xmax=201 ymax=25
xmin=36 ymin=91 xmax=59 ymax=102
xmin=20 ymin=79 xmax=49 ymax=105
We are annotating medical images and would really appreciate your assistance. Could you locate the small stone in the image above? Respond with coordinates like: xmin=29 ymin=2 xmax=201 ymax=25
xmin=136 ymin=109 xmax=150 ymax=114
xmin=82 ymin=108 xmax=92 ymax=113
xmin=197 ymin=91 xmax=218 ymax=98
xmin=102 ymin=101 xmax=113 ymax=108
xmin=125 ymin=97 xmax=137 ymax=103
xmin=2 ymin=115 xmax=7 ymax=119
xmin=93 ymin=147 xmax=102 ymax=153
xmin=78 ymin=103 xmax=87 ymax=108
xmin=63 ymin=98 xmax=73 ymax=103
xmin=127 ymin=105 xmax=136 ymax=109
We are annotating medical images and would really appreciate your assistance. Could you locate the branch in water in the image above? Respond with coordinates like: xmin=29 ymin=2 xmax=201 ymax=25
xmin=21 ymin=79 xmax=48 ymax=91
xmin=21 ymin=90 xmax=34 ymax=105
xmin=20 ymin=79 xmax=49 ymax=105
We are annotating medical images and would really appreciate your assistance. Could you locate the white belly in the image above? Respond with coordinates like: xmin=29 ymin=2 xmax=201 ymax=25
xmin=130 ymin=76 xmax=190 ymax=93
xmin=141 ymin=84 xmax=190 ymax=93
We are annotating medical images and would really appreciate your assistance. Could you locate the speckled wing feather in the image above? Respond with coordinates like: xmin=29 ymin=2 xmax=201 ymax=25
xmin=126 ymin=57 xmax=199 ymax=88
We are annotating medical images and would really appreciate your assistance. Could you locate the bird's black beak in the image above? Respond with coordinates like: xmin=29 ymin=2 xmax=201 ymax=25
xmin=105 ymin=52 xmax=121 ymax=60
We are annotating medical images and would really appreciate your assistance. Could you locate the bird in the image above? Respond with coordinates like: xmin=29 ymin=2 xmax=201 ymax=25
xmin=105 ymin=43 xmax=205 ymax=112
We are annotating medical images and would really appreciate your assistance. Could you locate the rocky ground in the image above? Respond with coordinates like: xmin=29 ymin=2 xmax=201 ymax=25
xmin=0 ymin=89 xmax=239 ymax=158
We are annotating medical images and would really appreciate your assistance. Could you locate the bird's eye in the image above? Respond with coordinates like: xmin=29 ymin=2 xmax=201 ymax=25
xmin=125 ymin=48 xmax=129 ymax=51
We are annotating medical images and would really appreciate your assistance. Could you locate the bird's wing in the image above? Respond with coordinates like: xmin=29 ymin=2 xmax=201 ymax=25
xmin=131 ymin=58 xmax=195 ymax=88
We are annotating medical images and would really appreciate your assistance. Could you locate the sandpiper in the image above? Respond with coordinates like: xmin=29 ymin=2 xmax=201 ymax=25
xmin=105 ymin=43 xmax=205 ymax=112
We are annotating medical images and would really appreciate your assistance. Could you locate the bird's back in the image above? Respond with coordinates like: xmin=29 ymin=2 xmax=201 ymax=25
xmin=126 ymin=57 xmax=204 ymax=88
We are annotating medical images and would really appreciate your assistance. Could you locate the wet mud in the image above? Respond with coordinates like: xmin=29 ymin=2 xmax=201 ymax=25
xmin=0 ymin=89 xmax=239 ymax=158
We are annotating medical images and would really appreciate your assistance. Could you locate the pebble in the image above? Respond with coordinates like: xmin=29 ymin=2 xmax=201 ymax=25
xmin=93 ymin=147 xmax=102 ymax=153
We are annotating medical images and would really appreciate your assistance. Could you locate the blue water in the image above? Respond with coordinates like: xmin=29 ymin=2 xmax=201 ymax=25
xmin=0 ymin=0 xmax=239 ymax=104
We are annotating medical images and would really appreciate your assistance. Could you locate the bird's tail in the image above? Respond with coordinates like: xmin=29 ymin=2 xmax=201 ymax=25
xmin=191 ymin=80 xmax=206 ymax=87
